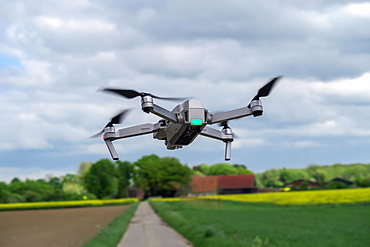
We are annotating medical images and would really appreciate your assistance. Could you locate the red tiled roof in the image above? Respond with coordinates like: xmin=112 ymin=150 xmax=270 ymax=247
xmin=191 ymin=174 xmax=255 ymax=193
xmin=287 ymin=179 xmax=321 ymax=187
xmin=217 ymin=174 xmax=255 ymax=189
xmin=191 ymin=175 xmax=218 ymax=193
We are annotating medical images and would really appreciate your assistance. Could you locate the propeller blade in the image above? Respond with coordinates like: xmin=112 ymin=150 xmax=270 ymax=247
xmin=90 ymin=130 xmax=104 ymax=138
xmin=100 ymin=88 xmax=187 ymax=101
xmin=151 ymin=95 xmax=188 ymax=101
xmin=254 ymin=76 xmax=282 ymax=100
xmin=109 ymin=109 xmax=131 ymax=125
xmin=90 ymin=109 xmax=131 ymax=138
xmin=100 ymin=88 xmax=142 ymax=99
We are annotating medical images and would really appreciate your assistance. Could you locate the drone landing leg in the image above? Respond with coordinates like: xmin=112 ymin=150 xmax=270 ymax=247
xmin=225 ymin=141 xmax=231 ymax=161
xmin=105 ymin=139 xmax=119 ymax=160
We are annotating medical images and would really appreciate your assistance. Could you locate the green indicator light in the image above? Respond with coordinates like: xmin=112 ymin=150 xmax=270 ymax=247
xmin=191 ymin=119 xmax=202 ymax=125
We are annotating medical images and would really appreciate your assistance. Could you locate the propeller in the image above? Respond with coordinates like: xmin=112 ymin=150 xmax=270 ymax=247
xmin=252 ymin=76 xmax=282 ymax=100
xmin=91 ymin=109 xmax=131 ymax=138
xmin=99 ymin=88 xmax=188 ymax=101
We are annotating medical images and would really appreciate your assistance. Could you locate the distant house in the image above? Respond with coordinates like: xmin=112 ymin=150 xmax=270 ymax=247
xmin=128 ymin=186 xmax=145 ymax=199
xmin=190 ymin=174 xmax=257 ymax=196
xmin=218 ymin=174 xmax=257 ymax=194
xmin=191 ymin=176 xmax=219 ymax=196
xmin=285 ymin=179 xmax=321 ymax=189
xmin=328 ymin=177 xmax=354 ymax=186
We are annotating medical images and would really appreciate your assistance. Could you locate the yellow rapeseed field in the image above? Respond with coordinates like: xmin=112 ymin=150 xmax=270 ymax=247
xmin=0 ymin=198 xmax=138 ymax=210
xmin=152 ymin=188 xmax=370 ymax=205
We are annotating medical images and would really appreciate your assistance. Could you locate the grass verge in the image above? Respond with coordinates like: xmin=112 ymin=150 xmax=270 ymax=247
xmin=81 ymin=202 xmax=139 ymax=247
xmin=150 ymin=200 xmax=370 ymax=247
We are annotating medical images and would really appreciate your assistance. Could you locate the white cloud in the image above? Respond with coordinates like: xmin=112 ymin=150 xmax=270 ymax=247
xmin=233 ymin=138 xmax=265 ymax=148
xmin=35 ymin=17 xmax=117 ymax=33
xmin=292 ymin=141 xmax=324 ymax=148
xmin=4 ymin=60 xmax=54 ymax=88
xmin=346 ymin=3 xmax=370 ymax=18
xmin=0 ymin=0 xmax=370 ymax=175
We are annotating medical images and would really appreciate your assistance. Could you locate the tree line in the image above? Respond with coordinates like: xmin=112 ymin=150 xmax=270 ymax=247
xmin=0 ymin=155 xmax=254 ymax=203
xmin=1 ymin=157 xmax=370 ymax=203
xmin=256 ymin=163 xmax=370 ymax=189
xmin=0 ymin=154 xmax=191 ymax=203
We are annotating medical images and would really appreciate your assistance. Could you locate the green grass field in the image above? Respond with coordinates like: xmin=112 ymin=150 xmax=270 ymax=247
xmin=150 ymin=201 xmax=370 ymax=247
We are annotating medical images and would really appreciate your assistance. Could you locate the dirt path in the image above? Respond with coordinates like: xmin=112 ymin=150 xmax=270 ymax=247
xmin=0 ymin=205 xmax=130 ymax=247
xmin=118 ymin=202 xmax=193 ymax=247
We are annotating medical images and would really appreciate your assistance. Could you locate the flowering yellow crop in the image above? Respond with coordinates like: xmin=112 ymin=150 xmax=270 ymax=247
xmin=151 ymin=198 xmax=182 ymax=202
xmin=152 ymin=188 xmax=370 ymax=205
xmin=0 ymin=198 xmax=139 ymax=210
xmin=203 ymin=188 xmax=370 ymax=205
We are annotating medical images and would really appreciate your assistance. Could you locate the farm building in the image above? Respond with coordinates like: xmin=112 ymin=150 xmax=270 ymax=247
xmin=128 ymin=186 xmax=145 ymax=199
xmin=285 ymin=179 xmax=321 ymax=189
xmin=190 ymin=174 xmax=257 ymax=196
xmin=328 ymin=177 xmax=354 ymax=186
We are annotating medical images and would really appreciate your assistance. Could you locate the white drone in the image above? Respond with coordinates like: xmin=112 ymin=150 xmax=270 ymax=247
xmin=93 ymin=76 xmax=281 ymax=161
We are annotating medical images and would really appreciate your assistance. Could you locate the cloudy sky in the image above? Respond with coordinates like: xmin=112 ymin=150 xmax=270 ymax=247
xmin=1 ymin=0 xmax=370 ymax=182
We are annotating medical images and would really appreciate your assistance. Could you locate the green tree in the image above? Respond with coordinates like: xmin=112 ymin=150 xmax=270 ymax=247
xmin=11 ymin=177 xmax=21 ymax=184
xmin=78 ymin=161 xmax=93 ymax=186
xmin=0 ymin=182 xmax=9 ymax=203
xmin=264 ymin=180 xmax=284 ymax=188
xmin=233 ymin=164 xmax=253 ymax=175
xmin=62 ymin=174 xmax=80 ymax=184
xmin=84 ymin=159 xmax=118 ymax=199
xmin=78 ymin=162 xmax=93 ymax=176
xmin=208 ymin=163 xmax=238 ymax=176
xmin=193 ymin=163 xmax=210 ymax=176
xmin=8 ymin=179 xmax=59 ymax=202
xmin=191 ymin=170 xmax=206 ymax=177
xmin=279 ymin=169 xmax=297 ymax=184
xmin=307 ymin=164 xmax=327 ymax=184
xmin=233 ymin=164 xmax=247 ymax=169
xmin=134 ymin=154 xmax=191 ymax=198
xmin=261 ymin=169 xmax=280 ymax=187
xmin=48 ymin=177 xmax=63 ymax=190
xmin=324 ymin=180 xmax=349 ymax=189
xmin=299 ymin=181 xmax=309 ymax=190
xmin=355 ymin=175 xmax=370 ymax=187
xmin=311 ymin=171 xmax=327 ymax=184
xmin=116 ymin=161 xmax=134 ymax=198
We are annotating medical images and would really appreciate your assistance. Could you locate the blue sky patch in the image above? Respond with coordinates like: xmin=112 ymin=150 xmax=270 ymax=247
xmin=0 ymin=55 xmax=23 ymax=69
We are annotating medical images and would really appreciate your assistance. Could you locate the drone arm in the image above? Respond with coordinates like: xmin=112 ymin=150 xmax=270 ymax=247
xmin=104 ymin=139 xmax=119 ymax=160
xmin=200 ymin=126 xmax=233 ymax=141
xmin=210 ymin=106 xmax=253 ymax=124
xmin=200 ymin=126 xmax=233 ymax=161
xmin=148 ymin=104 xmax=178 ymax=123
xmin=102 ymin=123 xmax=161 ymax=160
xmin=104 ymin=123 xmax=161 ymax=141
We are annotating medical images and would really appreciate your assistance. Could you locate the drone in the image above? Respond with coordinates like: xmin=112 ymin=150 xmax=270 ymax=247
xmin=92 ymin=76 xmax=281 ymax=161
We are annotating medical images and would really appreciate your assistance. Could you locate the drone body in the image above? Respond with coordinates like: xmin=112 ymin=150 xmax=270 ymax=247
xmin=95 ymin=77 xmax=281 ymax=161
